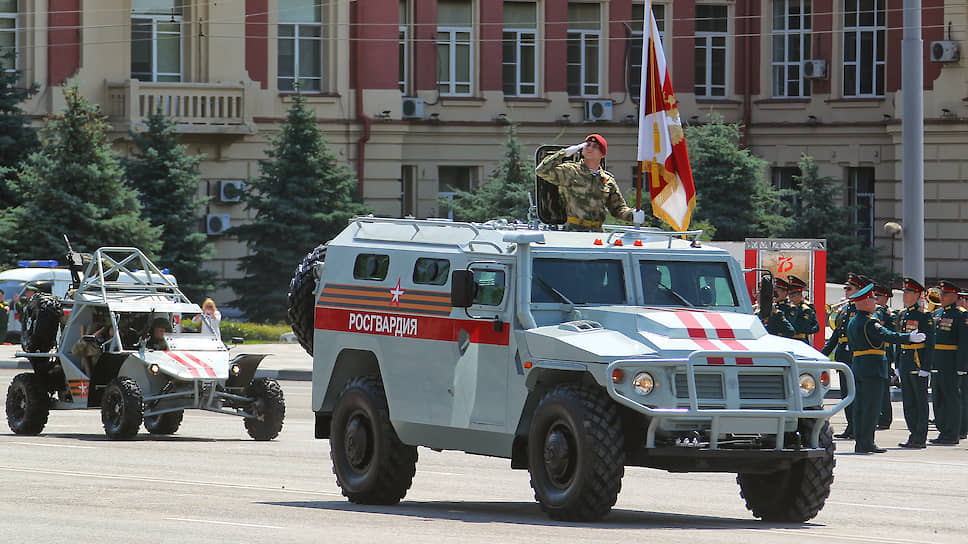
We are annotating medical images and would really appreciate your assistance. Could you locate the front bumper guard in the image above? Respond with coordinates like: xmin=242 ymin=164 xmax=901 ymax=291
xmin=606 ymin=351 xmax=855 ymax=450
xmin=143 ymin=380 xmax=256 ymax=418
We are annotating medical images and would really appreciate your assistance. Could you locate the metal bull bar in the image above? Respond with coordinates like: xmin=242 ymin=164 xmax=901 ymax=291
xmin=605 ymin=351 xmax=855 ymax=451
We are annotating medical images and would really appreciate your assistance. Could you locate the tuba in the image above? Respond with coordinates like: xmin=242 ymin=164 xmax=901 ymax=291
xmin=825 ymin=299 xmax=850 ymax=329
xmin=925 ymin=287 xmax=942 ymax=312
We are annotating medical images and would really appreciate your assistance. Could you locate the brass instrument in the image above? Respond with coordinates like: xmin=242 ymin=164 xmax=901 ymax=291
xmin=925 ymin=287 xmax=942 ymax=312
xmin=825 ymin=299 xmax=850 ymax=329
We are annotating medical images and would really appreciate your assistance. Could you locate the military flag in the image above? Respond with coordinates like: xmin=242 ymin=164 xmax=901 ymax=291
xmin=636 ymin=2 xmax=696 ymax=231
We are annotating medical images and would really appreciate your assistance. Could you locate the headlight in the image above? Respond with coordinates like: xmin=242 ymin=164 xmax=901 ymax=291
xmin=149 ymin=363 xmax=160 ymax=375
xmin=799 ymin=373 xmax=817 ymax=397
xmin=231 ymin=363 xmax=241 ymax=376
xmin=632 ymin=372 xmax=655 ymax=396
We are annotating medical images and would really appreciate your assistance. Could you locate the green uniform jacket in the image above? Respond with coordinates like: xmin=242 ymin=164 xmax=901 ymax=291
xmin=760 ymin=306 xmax=795 ymax=337
xmin=894 ymin=304 xmax=934 ymax=373
xmin=776 ymin=299 xmax=796 ymax=338
xmin=874 ymin=305 xmax=897 ymax=362
xmin=822 ymin=303 xmax=857 ymax=363
xmin=791 ymin=301 xmax=820 ymax=342
xmin=535 ymin=149 xmax=633 ymax=230
xmin=932 ymin=304 xmax=968 ymax=372
xmin=0 ymin=300 xmax=8 ymax=337
xmin=847 ymin=311 xmax=911 ymax=378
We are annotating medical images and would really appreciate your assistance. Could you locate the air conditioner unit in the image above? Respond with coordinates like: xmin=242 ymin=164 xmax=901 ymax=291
xmin=584 ymin=100 xmax=613 ymax=122
xmin=802 ymin=59 xmax=828 ymax=79
xmin=930 ymin=41 xmax=960 ymax=63
xmin=206 ymin=214 xmax=231 ymax=235
xmin=401 ymin=97 xmax=424 ymax=119
xmin=219 ymin=180 xmax=245 ymax=202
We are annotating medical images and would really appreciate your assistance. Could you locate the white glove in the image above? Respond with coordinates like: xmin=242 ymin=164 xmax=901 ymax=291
xmin=633 ymin=209 xmax=646 ymax=226
xmin=563 ymin=142 xmax=587 ymax=156
xmin=918 ymin=370 xmax=930 ymax=378
xmin=958 ymin=371 xmax=968 ymax=376
xmin=908 ymin=330 xmax=926 ymax=343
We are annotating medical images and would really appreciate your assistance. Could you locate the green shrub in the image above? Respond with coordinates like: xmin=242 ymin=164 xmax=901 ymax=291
xmin=218 ymin=321 xmax=291 ymax=343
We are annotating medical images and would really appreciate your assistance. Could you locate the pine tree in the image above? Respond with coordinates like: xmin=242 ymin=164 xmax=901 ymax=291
xmin=0 ymin=53 xmax=40 ymax=266
xmin=228 ymin=93 xmax=370 ymax=322
xmin=684 ymin=115 xmax=789 ymax=240
xmin=448 ymin=124 xmax=534 ymax=223
xmin=7 ymin=84 xmax=161 ymax=259
xmin=124 ymin=110 xmax=216 ymax=302
xmin=784 ymin=154 xmax=889 ymax=282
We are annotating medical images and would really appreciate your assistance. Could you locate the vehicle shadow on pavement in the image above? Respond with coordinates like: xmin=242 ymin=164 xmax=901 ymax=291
xmin=263 ymin=500 xmax=819 ymax=530
xmin=41 ymin=433 xmax=233 ymax=443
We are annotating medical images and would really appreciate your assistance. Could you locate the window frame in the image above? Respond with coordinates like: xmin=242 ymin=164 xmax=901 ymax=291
xmin=0 ymin=1 xmax=18 ymax=73
xmin=502 ymin=28 xmax=537 ymax=97
xmin=131 ymin=14 xmax=184 ymax=83
xmin=567 ymin=29 xmax=601 ymax=97
xmin=771 ymin=0 xmax=812 ymax=98
xmin=693 ymin=4 xmax=728 ymax=98
xmin=399 ymin=24 xmax=409 ymax=94
xmin=629 ymin=3 xmax=666 ymax=100
xmin=772 ymin=166 xmax=802 ymax=216
xmin=847 ymin=167 xmax=875 ymax=248
xmin=842 ymin=0 xmax=885 ymax=98
xmin=436 ymin=25 xmax=473 ymax=96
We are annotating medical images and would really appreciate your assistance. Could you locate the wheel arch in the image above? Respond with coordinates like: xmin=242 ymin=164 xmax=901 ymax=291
xmin=315 ymin=348 xmax=381 ymax=439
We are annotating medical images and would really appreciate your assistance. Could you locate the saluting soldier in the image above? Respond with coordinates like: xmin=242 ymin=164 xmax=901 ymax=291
xmin=874 ymin=283 xmax=898 ymax=430
xmin=846 ymin=283 xmax=926 ymax=453
xmin=787 ymin=275 xmax=819 ymax=344
xmin=823 ymin=272 xmax=869 ymax=439
xmin=535 ymin=134 xmax=644 ymax=231
xmin=895 ymin=278 xmax=934 ymax=448
xmin=929 ymin=280 xmax=968 ymax=444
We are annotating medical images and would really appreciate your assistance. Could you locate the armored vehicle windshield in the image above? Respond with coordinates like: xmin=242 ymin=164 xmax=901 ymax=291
xmin=639 ymin=259 xmax=739 ymax=308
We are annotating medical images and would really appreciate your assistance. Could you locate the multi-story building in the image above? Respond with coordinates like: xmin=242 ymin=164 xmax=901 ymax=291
xmin=3 ymin=0 xmax=966 ymax=305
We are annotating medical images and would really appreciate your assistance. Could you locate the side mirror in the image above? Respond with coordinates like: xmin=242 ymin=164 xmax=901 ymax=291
xmin=231 ymin=336 xmax=244 ymax=345
xmin=451 ymin=270 xmax=476 ymax=308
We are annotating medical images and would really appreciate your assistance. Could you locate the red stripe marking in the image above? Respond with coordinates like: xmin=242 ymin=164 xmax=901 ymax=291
xmin=704 ymin=313 xmax=736 ymax=339
xmin=675 ymin=311 xmax=709 ymax=339
xmin=736 ymin=357 xmax=754 ymax=365
xmin=165 ymin=351 xmax=200 ymax=377
xmin=314 ymin=307 xmax=510 ymax=346
xmin=181 ymin=352 xmax=216 ymax=378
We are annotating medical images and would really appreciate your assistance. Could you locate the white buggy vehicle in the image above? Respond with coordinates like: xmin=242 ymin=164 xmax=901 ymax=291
xmin=5 ymin=246 xmax=284 ymax=440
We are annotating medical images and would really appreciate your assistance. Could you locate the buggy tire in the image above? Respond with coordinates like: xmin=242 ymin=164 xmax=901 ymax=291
xmin=527 ymin=383 xmax=625 ymax=522
xmin=5 ymin=373 xmax=50 ymax=435
xmin=144 ymin=410 xmax=184 ymax=435
xmin=288 ymin=244 xmax=326 ymax=356
xmin=22 ymin=294 xmax=63 ymax=353
xmin=101 ymin=377 xmax=144 ymax=440
xmin=737 ymin=420 xmax=836 ymax=522
xmin=244 ymin=378 xmax=285 ymax=441
xmin=330 ymin=375 xmax=418 ymax=505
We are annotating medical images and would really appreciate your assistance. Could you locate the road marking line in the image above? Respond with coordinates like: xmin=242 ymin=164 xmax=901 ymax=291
xmin=419 ymin=471 xmax=464 ymax=476
xmin=166 ymin=518 xmax=284 ymax=529
xmin=759 ymin=528 xmax=935 ymax=544
xmin=824 ymin=501 xmax=933 ymax=512
xmin=9 ymin=441 xmax=96 ymax=449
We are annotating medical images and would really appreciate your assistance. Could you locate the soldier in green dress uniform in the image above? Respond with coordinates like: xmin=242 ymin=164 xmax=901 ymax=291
xmin=874 ymin=283 xmax=898 ymax=430
xmin=0 ymin=289 xmax=9 ymax=341
xmin=772 ymin=277 xmax=796 ymax=339
xmin=895 ymin=278 xmax=934 ymax=448
xmin=535 ymin=134 xmax=644 ymax=231
xmin=823 ymin=272 xmax=869 ymax=439
xmin=846 ymin=283 xmax=926 ymax=453
xmin=787 ymin=275 xmax=819 ymax=343
xmin=929 ymin=280 xmax=968 ymax=444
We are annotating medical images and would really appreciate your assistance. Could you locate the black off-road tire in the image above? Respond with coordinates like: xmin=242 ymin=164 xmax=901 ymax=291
xmin=5 ymin=373 xmax=50 ymax=435
xmin=737 ymin=420 xmax=836 ymax=522
xmin=288 ymin=244 xmax=326 ymax=356
xmin=144 ymin=410 xmax=184 ymax=435
xmin=244 ymin=378 xmax=285 ymax=441
xmin=527 ymin=383 xmax=625 ymax=522
xmin=330 ymin=375 xmax=418 ymax=505
xmin=101 ymin=377 xmax=144 ymax=440
xmin=22 ymin=294 xmax=63 ymax=353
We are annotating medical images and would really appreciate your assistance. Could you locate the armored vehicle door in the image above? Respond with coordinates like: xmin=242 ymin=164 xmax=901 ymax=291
xmin=534 ymin=145 xmax=606 ymax=226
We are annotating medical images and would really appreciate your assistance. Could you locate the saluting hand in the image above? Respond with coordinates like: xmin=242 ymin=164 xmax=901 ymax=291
xmin=563 ymin=142 xmax=587 ymax=157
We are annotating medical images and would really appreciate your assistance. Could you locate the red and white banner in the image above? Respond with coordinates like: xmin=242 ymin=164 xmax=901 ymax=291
xmin=637 ymin=1 xmax=696 ymax=232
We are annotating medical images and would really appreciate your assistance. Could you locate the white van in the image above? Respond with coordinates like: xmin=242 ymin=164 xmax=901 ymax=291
xmin=0 ymin=263 xmax=76 ymax=340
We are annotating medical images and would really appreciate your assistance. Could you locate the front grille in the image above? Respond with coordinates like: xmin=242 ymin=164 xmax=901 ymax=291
xmin=739 ymin=374 xmax=786 ymax=399
xmin=674 ymin=373 xmax=724 ymax=399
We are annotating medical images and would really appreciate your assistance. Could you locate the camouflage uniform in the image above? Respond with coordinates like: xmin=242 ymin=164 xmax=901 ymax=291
xmin=535 ymin=149 xmax=633 ymax=231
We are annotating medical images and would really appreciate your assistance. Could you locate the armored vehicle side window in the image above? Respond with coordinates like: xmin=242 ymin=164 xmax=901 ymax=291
xmin=353 ymin=254 xmax=390 ymax=281
xmin=532 ymin=259 xmax=626 ymax=304
xmin=474 ymin=270 xmax=505 ymax=305
xmin=413 ymin=258 xmax=450 ymax=285
xmin=640 ymin=260 xmax=738 ymax=307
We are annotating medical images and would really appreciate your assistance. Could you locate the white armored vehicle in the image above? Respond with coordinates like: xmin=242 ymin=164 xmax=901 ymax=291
xmin=288 ymin=217 xmax=852 ymax=522
xmin=6 ymin=246 xmax=284 ymax=440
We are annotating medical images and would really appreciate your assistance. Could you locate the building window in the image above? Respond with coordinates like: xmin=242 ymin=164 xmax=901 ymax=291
xmin=401 ymin=165 xmax=417 ymax=217
xmin=438 ymin=165 xmax=477 ymax=219
xmin=437 ymin=0 xmax=473 ymax=96
xmin=278 ymin=0 xmax=322 ymax=92
xmin=772 ymin=166 xmax=802 ymax=216
xmin=567 ymin=3 xmax=601 ymax=97
xmin=0 ymin=0 xmax=17 ymax=71
xmin=629 ymin=3 xmax=666 ymax=99
xmin=399 ymin=0 xmax=409 ymax=94
xmin=131 ymin=0 xmax=183 ymax=82
xmin=503 ymin=2 xmax=537 ymax=97
xmin=694 ymin=4 xmax=727 ymax=98
xmin=847 ymin=167 xmax=875 ymax=247
xmin=843 ymin=0 xmax=884 ymax=97
xmin=772 ymin=0 xmax=811 ymax=97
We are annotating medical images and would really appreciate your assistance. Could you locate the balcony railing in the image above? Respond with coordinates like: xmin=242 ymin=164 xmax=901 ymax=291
xmin=107 ymin=80 xmax=254 ymax=134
